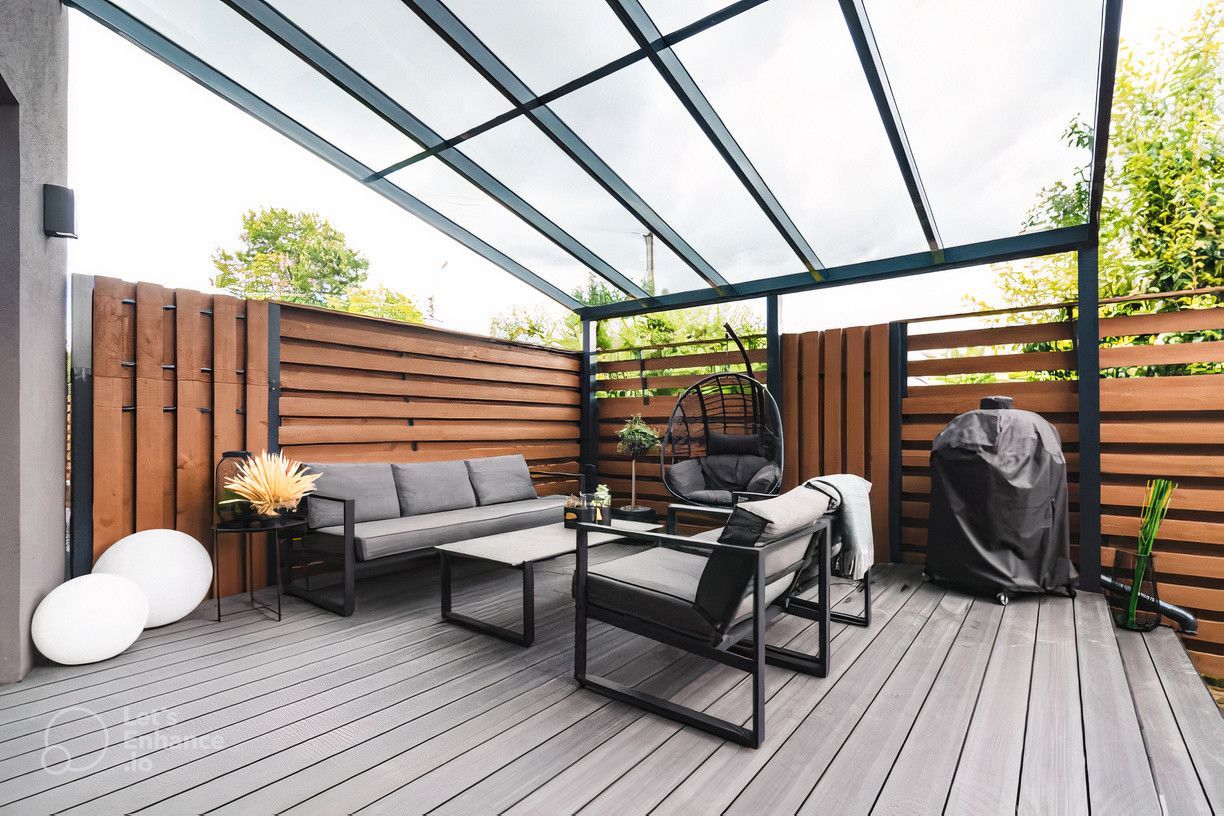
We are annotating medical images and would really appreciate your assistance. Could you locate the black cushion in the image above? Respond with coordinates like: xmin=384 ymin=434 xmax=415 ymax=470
xmin=707 ymin=431 xmax=761 ymax=456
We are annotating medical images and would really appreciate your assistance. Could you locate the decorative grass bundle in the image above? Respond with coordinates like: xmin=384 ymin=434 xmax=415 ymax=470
xmin=221 ymin=451 xmax=319 ymax=517
xmin=1126 ymin=478 xmax=1176 ymax=628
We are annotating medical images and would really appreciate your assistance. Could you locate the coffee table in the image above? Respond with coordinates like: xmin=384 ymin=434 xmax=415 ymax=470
xmin=435 ymin=520 xmax=661 ymax=646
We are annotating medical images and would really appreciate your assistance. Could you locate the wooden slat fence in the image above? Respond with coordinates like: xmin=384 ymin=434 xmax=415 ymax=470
xmin=779 ymin=326 xmax=892 ymax=561
xmin=274 ymin=303 xmax=580 ymax=496
xmin=902 ymin=304 xmax=1224 ymax=677
xmin=91 ymin=276 xmax=269 ymax=596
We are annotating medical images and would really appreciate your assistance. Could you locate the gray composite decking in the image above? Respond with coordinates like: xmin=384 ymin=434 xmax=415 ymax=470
xmin=0 ymin=545 xmax=1220 ymax=815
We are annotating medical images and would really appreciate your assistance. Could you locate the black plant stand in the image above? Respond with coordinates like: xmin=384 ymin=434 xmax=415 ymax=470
xmin=210 ymin=516 xmax=305 ymax=622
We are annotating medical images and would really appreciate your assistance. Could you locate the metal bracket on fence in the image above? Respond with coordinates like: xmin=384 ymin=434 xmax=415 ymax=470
xmin=162 ymin=406 xmax=176 ymax=412
xmin=162 ymin=303 xmax=177 ymax=311
xmin=637 ymin=349 xmax=649 ymax=405
xmin=121 ymin=298 xmax=136 ymax=306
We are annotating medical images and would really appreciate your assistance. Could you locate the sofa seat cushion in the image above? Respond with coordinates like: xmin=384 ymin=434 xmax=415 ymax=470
xmin=586 ymin=547 xmax=793 ymax=643
xmin=393 ymin=461 xmax=476 ymax=516
xmin=313 ymin=495 xmax=565 ymax=560
xmin=305 ymin=463 xmax=401 ymax=529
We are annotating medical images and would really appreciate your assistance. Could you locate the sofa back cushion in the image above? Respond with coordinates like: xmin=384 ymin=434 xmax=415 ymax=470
xmin=465 ymin=455 xmax=538 ymax=505
xmin=392 ymin=461 xmax=477 ymax=516
xmin=305 ymin=463 xmax=401 ymax=529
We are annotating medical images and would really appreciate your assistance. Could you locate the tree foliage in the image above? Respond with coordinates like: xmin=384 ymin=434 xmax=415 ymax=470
xmin=490 ymin=276 xmax=765 ymax=351
xmin=976 ymin=2 xmax=1223 ymax=378
xmin=985 ymin=2 xmax=1222 ymax=315
xmin=212 ymin=207 xmax=424 ymax=322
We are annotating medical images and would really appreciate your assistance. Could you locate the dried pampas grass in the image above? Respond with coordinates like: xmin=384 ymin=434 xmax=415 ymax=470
xmin=222 ymin=451 xmax=319 ymax=516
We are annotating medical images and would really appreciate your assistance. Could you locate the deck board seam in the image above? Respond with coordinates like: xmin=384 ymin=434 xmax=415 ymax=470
xmin=936 ymin=597 xmax=1008 ymax=816
xmin=1013 ymin=598 xmax=1043 ymax=816
xmin=865 ymin=597 xmax=981 ymax=815
xmin=1141 ymin=631 xmax=1216 ymax=813
xmin=721 ymin=584 xmax=942 ymax=814
xmin=795 ymin=590 xmax=968 ymax=814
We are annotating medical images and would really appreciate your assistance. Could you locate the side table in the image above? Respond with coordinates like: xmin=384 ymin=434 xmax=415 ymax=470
xmin=210 ymin=516 xmax=306 ymax=621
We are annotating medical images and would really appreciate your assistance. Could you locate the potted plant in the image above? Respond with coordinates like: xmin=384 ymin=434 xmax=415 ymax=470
xmin=1107 ymin=478 xmax=1176 ymax=631
xmin=220 ymin=451 xmax=320 ymax=524
xmin=616 ymin=413 xmax=661 ymax=516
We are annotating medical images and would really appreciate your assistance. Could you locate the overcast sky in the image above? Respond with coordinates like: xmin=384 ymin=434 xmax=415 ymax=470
xmin=67 ymin=0 xmax=1203 ymax=335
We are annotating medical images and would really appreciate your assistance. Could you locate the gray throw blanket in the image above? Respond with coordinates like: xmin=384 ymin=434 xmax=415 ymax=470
xmin=804 ymin=474 xmax=874 ymax=580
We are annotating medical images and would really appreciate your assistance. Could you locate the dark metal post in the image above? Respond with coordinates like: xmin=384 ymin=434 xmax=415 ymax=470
xmin=69 ymin=274 xmax=95 ymax=578
xmin=574 ymin=526 xmax=589 ymax=681
xmin=887 ymin=321 xmax=908 ymax=564
xmin=579 ymin=318 xmax=598 ymax=485
xmin=1076 ymin=246 xmax=1102 ymax=591
xmin=267 ymin=302 xmax=281 ymax=454
xmin=765 ymin=294 xmax=781 ymax=401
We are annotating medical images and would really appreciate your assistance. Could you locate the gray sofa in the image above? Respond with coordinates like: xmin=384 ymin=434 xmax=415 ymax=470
xmin=287 ymin=454 xmax=564 ymax=615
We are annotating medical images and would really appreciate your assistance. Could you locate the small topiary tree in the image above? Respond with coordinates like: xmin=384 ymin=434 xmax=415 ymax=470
xmin=616 ymin=413 xmax=661 ymax=511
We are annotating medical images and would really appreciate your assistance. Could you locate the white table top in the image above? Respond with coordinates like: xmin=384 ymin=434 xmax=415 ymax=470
xmin=433 ymin=519 xmax=661 ymax=566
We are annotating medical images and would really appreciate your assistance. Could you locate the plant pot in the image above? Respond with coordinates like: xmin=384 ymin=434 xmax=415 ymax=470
xmin=613 ymin=506 xmax=657 ymax=524
xmin=563 ymin=505 xmax=613 ymax=529
xmin=1105 ymin=548 xmax=1161 ymax=632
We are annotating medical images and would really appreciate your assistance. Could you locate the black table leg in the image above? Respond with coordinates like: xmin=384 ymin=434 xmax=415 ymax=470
xmin=212 ymin=528 xmax=222 ymax=622
xmin=440 ymin=552 xmax=535 ymax=646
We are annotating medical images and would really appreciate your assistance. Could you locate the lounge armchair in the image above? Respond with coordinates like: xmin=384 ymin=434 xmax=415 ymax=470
xmin=573 ymin=484 xmax=835 ymax=747
xmin=667 ymin=482 xmax=872 ymax=628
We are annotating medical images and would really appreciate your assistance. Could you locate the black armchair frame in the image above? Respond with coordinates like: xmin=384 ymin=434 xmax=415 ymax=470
xmin=284 ymin=493 xmax=357 ymax=617
xmin=668 ymin=493 xmax=871 ymax=628
xmin=573 ymin=517 xmax=831 ymax=748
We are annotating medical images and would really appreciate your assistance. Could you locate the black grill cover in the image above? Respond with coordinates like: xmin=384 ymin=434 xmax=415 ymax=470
xmin=926 ymin=396 xmax=1075 ymax=595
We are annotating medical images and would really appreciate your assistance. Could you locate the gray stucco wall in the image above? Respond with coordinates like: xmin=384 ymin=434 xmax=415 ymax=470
xmin=0 ymin=0 xmax=69 ymax=684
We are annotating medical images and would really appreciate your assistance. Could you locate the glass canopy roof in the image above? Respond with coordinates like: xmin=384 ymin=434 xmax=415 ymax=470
xmin=67 ymin=0 xmax=1114 ymax=314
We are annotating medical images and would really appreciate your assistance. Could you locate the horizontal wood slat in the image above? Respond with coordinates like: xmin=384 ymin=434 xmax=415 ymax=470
xmin=279 ymin=339 xmax=578 ymax=388
xmin=276 ymin=304 xmax=579 ymax=490
xmin=596 ymin=348 xmax=766 ymax=375
xmin=280 ymin=305 xmax=578 ymax=372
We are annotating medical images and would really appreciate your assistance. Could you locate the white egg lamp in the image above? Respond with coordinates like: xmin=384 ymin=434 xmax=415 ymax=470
xmin=93 ymin=529 xmax=213 ymax=627
xmin=32 ymin=574 xmax=148 ymax=665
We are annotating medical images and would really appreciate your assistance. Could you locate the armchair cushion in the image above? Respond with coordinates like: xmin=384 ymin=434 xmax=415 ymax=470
xmin=392 ymin=461 xmax=476 ymax=516
xmin=586 ymin=547 xmax=794 ymax=643
xmin=305 ymin=463 xmax=401 ymax=529
xmin=701 ymin=454 xmax=769 ymax=491
xmin=465 ymin=455 xmax=538 ymax=505
xmin=745 ymin=461 xmax=782 ymax=495
xmin=665 ymin=457 xmax=706 ymax=497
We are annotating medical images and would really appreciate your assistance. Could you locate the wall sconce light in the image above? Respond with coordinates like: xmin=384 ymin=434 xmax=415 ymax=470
xmin=43 ymin=184 xmax=77 ymax=239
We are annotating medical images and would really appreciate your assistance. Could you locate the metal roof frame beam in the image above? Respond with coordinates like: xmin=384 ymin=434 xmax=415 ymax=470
xmin=402 ymin=0 xmax=730 ymax=292
xmin=837 ymin=0 xmax=943 ymax=253
xmin=1088 ymin=0 xmax=1124 ymax=229
xmin=371 ymin=0 xmax=773 ymax=178
xmin=578 ymin=224 xmax=1093 ymax=319
xmin=65 ymin=0 xmax=583 ymax=311
xmin=607 ymin=0 xmax=825 ymax=281
xmin=222 ymin=0 xmax=647 ymax=300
